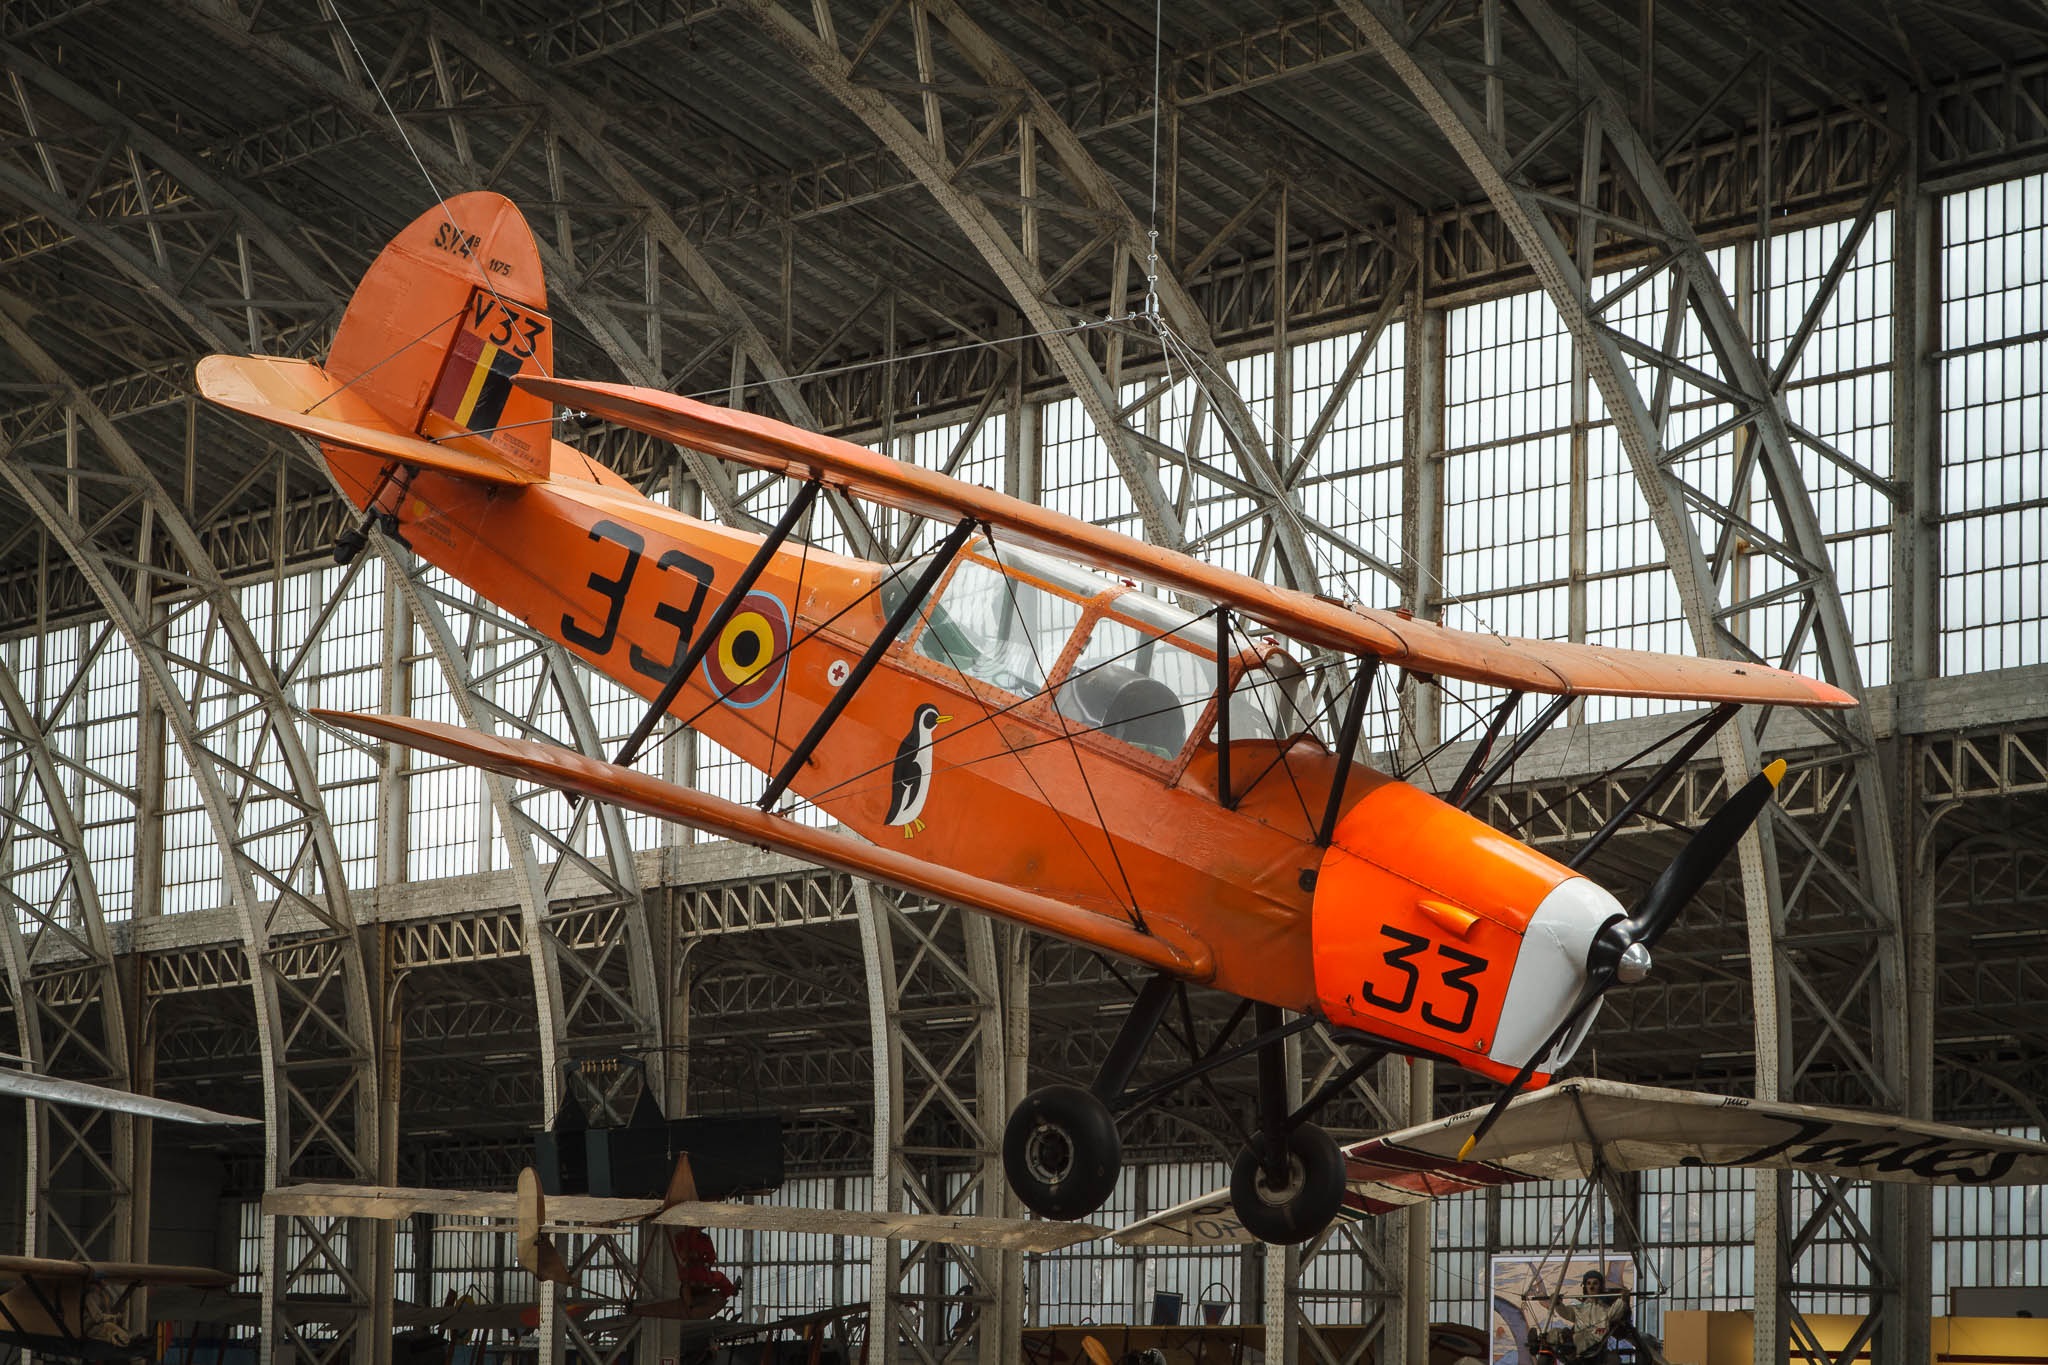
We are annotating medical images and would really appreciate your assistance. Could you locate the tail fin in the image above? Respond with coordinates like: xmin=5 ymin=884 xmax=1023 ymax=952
xmin=329 ymin=191 xmax=555 ymax=479
xmin=197 ymin=191 xmax=559 ymax=503
xmin=516 ymin=1166 xmax=573 ymax=1286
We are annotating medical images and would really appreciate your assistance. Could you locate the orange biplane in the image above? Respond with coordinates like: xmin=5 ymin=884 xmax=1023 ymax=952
xmin=201 ymin=192 xmax=1852 ymax=1244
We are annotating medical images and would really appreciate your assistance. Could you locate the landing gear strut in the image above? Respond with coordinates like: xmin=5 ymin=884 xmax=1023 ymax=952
xmin=332 ymin=465 xmax=415 ymax=565
xmin=1000 ymin=980 xmax=1372 ymax=1242
xmin=1229 ymin=1004 xmax=1345 ymax=1243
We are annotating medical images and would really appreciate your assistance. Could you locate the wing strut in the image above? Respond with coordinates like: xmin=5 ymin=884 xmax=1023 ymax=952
xmin=1316 ymin=655 xmax=1383 ymax=846
xmin=1215 ymin=606 xmax=1234 ymax=809
xmin=1447 ymin=690 xmax=1523 ymax=807
xmin=1455 ymin=691 xmax=1574 ymax=812
xmin=616 ymin=478 xmax=823 ymax=769
xmin=757 ymin=516 xmax=975 ymax=811
xmin=1566 ymin=703 xmax=1737 ymax=869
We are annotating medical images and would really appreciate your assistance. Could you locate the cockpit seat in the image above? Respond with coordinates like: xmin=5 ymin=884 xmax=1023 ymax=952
xmin=1060 ymin=664 xmax=1186 ymax=757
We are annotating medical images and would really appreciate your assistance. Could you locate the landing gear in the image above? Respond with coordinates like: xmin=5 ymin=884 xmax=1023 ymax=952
xmin=998 ymin=979 xmax=1376 ymax=1242
xmin=1003 ymin=1085 xmax=1121 ymax=1220
xmin=1229 ymin=1121 xmax=1346 ymax=1244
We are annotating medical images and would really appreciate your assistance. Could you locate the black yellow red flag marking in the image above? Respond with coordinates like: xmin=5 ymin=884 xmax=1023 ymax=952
xmin=429 ymin=327 xmax=523 ymax=434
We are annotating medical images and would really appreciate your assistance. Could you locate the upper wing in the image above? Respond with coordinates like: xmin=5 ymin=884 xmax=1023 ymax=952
xmin=312 ymin=709 xmax=1211 ymax=981
xmin=0 ymin=1066 xmax=258 ymax=1126
xmin=520 ymin=376 xmax=1854 ymax=710
xmin=0 ymin=1254 xmax=233 ymax=1288
xmin=264 ymin=1183 xmax=1107 ymax=1253
xmin=1117 ymin=1077 xmax=2048 ymax=1245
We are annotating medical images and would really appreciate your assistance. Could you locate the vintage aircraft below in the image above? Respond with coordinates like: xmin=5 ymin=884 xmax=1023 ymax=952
xmin=1117 ymin=1078 xmax=2048 ymax=1245
xmin=0 ymin=1069 xmax=254 ymax=1356
xmin=0 ymin=1253 xmax=233 ymax=1361
xmin=202 ymin=191 xmax=1857 ymax=1244
xmin=265 ymin=1164 xmax=1109 ymax=1261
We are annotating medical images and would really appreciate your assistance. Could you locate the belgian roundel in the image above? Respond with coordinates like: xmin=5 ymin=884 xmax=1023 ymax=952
xmin=702 ymin=592 xmax=790 ymax=707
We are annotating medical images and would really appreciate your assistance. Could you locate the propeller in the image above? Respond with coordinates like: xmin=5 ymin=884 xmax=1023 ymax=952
xmin=1456 ymin=758 xmax=1788 ymax=1161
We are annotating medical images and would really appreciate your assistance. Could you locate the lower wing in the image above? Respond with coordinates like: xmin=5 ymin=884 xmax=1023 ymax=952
xmin=0 ymin=1253 xmax=233 ymax=1288
xmin=312 ymin=710 xmax=1211 ymax=981
xmin=1117 ymin=1076 xmax=2048 ymax=1245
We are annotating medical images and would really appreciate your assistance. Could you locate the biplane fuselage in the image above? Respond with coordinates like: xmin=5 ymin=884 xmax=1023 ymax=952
xmin=321 ymin=440 xmax=1595 ymax=1082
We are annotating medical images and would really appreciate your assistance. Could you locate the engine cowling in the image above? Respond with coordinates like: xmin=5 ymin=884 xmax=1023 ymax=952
xmin=1311 ymin=777 xmax=1623 ymax=1086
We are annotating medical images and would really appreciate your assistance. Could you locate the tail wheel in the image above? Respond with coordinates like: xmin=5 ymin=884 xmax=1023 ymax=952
xmin=1229 ymin=1122 xmax=1345 ymax=1244
xmin=1002 ymin=1084 xmax=1122 ymax=1220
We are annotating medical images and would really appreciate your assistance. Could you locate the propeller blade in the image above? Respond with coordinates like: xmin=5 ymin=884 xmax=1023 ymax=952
xmin=1629 ymin=759 xmax=1785 ymax=948
xmin=1456 ymin=966 xmax=1612 ymax=1161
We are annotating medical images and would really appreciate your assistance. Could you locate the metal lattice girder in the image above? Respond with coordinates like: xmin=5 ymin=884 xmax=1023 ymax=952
xmin=1293 ymin=1029 xmax=1405 ymax=1365
xmin=385 ymin=546 xmax=659 ymax=1090
xmin=856 ymin=884 xmax=1020 ymax=1365
xmin=417 ymin=15 xmax=881 ymax=554
xmin=0 ymin=646 xmax=134 ymax=1271
xmin=0 ymin=312 xmax=381 ymax=1362
xmin=738 ymin=0 xmax=1205 ymax=560
xmin=0 ymin=44 xmax=338 ymax=358
xmin=1333 ymin=4 xmax=1907 ymax=1361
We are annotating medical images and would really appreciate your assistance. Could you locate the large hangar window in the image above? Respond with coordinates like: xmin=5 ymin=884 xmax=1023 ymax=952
xmin=278 ymin=560 xmax=385 ymax=891
xmin=1291 ymin=324 xmax=1407 ymax=616
xmin=1941 ymin=171 xmax=2048 ymax=674
xmin=1767 ymin=214 xmax=1896 ymax=685
xmin=1 ymin=625 xmax=138 ymax=923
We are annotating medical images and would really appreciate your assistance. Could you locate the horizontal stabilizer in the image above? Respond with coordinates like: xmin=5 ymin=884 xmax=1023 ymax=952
xmin=518 ymin=377 xmax=1854 ymax=709
xmin=266 ymin=1182 xmax=1107 ymax=1252
xmin=198 ymin=355 xmax=540 ymax=486
xmin=0 ymin=1066 xmax=258 ymax=1125
xmin=311 ymin=709 xmax=1212 ymax=981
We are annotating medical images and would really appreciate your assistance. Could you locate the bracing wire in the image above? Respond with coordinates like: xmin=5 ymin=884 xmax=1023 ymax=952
xmin=1144 ymin=0 xmax=1165 ymax=323
xmin=327 ymin=1 xmax=553 ymax=383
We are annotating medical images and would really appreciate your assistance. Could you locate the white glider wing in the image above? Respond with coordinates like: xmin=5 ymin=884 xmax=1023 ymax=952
xmin=1118 ymin=1078 xmax=2048 ymax=1246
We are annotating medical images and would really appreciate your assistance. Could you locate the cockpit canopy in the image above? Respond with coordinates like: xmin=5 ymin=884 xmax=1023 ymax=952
xmin=887 ymin=537 xmax=1315 ymax=763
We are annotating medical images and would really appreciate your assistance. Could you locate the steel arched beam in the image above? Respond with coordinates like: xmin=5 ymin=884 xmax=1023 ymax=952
xmin=0 ymin=647 xmax=134 ymax=1270
xmin=169 ymin=0 xmax=881 ymax=553
xmin=383 ymin=552 xmax=659 ymax=1365
xmin=738 ymin=0 xmax=1195 ymax=556
xmin=924 ymin=0 xmax=1385 ymax=591
xmin=1334 ymin=3 xmax=1905 ymax=1359
xmin=0 ymin=307 xmax=380 ymax=1365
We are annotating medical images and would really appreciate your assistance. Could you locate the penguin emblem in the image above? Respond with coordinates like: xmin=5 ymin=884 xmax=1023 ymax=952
xmin=885 ymin=703 xmax=950 ymax=838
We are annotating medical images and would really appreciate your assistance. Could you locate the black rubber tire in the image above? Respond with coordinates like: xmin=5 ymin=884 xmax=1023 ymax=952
xmin=1003 ymin=1084 xmax=1122 ymax=1221
xmin=1229 ymin=1122 xmax=1346 ymax=1244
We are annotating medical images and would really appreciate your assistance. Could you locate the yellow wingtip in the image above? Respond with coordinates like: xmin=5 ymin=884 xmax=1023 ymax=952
xmin=1763 ymin=758 xmax=1787 ymax=789
xmin=1457 ymin=1135 xmax=1478 ymax=1161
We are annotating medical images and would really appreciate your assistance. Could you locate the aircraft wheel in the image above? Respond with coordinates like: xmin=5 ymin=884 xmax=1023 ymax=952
xmin=1229 ymin=1122 xmax=1345 ymax=1244
xmin=1003 ymin=1084 xmax=1122 ymax=1220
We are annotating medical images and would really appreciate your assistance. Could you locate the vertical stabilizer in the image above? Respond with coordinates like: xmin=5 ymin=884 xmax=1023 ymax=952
xmin=323 ymin=192 xmax=555 ymax=498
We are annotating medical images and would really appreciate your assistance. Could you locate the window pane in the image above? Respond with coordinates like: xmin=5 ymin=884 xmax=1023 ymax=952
xmin=916 ymin=558 xmax=1083 ymax=697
